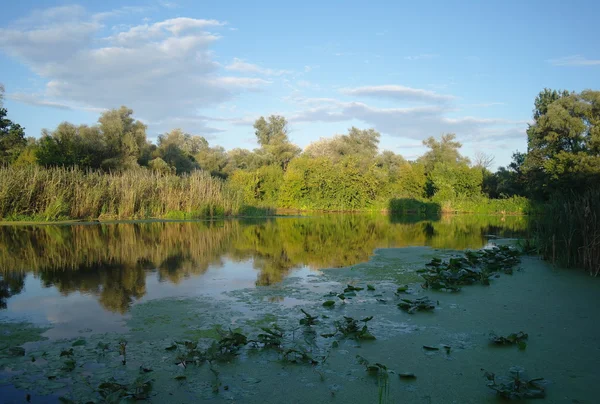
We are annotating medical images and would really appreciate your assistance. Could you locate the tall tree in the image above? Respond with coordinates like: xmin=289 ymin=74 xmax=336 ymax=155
xmin=304 ymin=127 xmax=381 ymax=162
xmin=98 ymin=106 xmax=147 ymax=170
xmin=253 ymin=115 xmax=301 ymax=170
xmin=418 ymin=133 xmax=470 ymax=173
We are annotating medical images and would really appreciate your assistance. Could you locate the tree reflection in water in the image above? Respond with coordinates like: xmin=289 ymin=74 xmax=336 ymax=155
xmin=0 ymin=214 xmax=528 ymax=312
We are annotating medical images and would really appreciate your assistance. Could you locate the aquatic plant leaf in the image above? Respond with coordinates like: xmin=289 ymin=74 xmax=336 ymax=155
xmin=422 ymin=345 xmax=439 ymax=351
xmin=322 ymin=300 xmax=335 ymax=307
xmin=165 ymin=344 xmax=177 ymax=351
xmin=367 ymin=284 xmax=376 ymax=291
xmin=59 ymin=348 xmax=73 ymax=357
xmin=71 ymin=339 xmax=86 ymax=347
xmin=484 ymin=367 xmax=546 ymax=399
xmin=398 ymin=297 xmax=436 ymax=314
xmin=299 ymin=309 xmax=318 ymax=326
xmin=174 ymin=375 xmax=186 ymax=381
xmin=399 ymin=373 xmax=416 ymax=379
xmin=62 ymin=359 xmax=76 ymax=372
xmin=396 ymin=285 xmax=408 ymax=293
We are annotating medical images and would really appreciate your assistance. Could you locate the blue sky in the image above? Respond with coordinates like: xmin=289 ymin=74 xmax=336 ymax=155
xmin=1 ymin=0 xmax=598 ymax=168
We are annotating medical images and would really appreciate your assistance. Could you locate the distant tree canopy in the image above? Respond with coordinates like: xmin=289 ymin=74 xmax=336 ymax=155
xmin=3 ymin=86 xmax=599 ymax=209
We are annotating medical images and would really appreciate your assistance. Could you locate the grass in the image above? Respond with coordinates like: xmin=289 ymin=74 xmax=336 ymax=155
xmin=0 ymin=166 xmax=243 ymax=221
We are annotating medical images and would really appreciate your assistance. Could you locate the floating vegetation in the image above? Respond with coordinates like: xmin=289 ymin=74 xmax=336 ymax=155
xmin=217 ymin=329 xmax=248 ymax=353
xmin=398 ymin=372 xmax=416 ymax=379
xmin=282 ymin=347 xmax=318 ymax=365
xmin=299 ymin=309 xmax=319 ymax=326
xmin=335 ymin=316 xmax=376 ymax=340
xmin=255 ymin=325 xmax=285 ymax=348
xmin=422 ymin=345 xmax=439 ymax=351
xmin=98 ymin=376 xmax=153 ymax=401
xmin=398 ymin=297 xmax=436 ymax=314
xmin=367 ymin=284 xmax=376 ymax=291
xmin=344 ymin=285 xmax=364 ymax=293
xmin=322 ymin=300 xmax=336 ymax=307
xmin=395 ymin=285 xmax=409 ymax=295
xmin=483 ymin=367 xmax=546 ymax=399
xmin=8 ymin=346 xmax=25 ymax=357
xmin=420 ymin=246 xmax=521 ymax=291
xmin=71 ymin=339 xmax=86 ymax=347
xmin=489 ymin=331 xmax=528 ymax=350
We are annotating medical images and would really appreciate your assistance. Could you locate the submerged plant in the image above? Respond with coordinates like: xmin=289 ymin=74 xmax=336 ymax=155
xmin=119 ymin=340 xmax=127 ymax=365
xmin=483 ymin=367 xmax=545 ymax=399
xmin=489 ymin=331 xmax=528 ymax=350
xmin=397 ymin=297 xmax=436 ymax=314
xmin=356 ymin=356 xmax=391 ymax=404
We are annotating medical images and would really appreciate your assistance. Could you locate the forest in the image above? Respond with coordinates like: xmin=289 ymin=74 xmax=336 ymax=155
xmin=1 ymin=87 xmax=599 ymax=274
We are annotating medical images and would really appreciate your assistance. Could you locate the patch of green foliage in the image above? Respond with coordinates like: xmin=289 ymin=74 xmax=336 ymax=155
xmin=489 ymin=331 xmax=528 ymax=350
xmin=397 ymin=297 xmax=436 ymax=314
xmin=420 ymin=245 xmax=521 ymax=291
xmin=334 ymin=316 xmax=376 ymax=340
xmin=483 ymin=367 xmax=545 ymax=400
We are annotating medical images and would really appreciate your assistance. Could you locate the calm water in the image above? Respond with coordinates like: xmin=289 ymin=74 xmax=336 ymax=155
xmin=0 ymin=214 xmax=527 ymax=336
xmin=3 ymin=214 xmax=600 ymax=403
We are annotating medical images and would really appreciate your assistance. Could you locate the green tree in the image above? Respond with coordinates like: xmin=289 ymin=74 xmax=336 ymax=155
xmin=98 ymin=106 xmax=147 ymax=170
xmin=418 ymin=133 xmax=470 ymax=173
xmin=253 ymin=115 xmax=301 ymax=170
xmin=155 ymin=129 xmax=202 ymax=174
xmin=195 ymin=145 xmax=228 ymax=178
xmin=304 ymin=127 xmax=380 ymax=162
xmin=525 ymin=89 xmax=600 ymax=195
xmin=0 ymin=107 xmax=26 ymax=166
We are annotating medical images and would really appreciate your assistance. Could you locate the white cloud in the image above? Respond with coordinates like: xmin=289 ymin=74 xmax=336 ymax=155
xmin=340 ymin=85 xmax=456 ymax=103
xmin=6 ymin=92 xmax=105 ymax=112
xmin=225 ymin=58 xmax=291 ymax=76
xmin=287 ymin=97 xmax=525 ymax=142
xmin=548 ymin=55 xmax=600 ymax=66
xmin=0 ymin=6 xmax=270 ymax=136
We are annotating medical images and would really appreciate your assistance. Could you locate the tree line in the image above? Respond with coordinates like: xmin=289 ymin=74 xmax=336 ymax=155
xmin=1 ymin=86 xmax=599 ymax=211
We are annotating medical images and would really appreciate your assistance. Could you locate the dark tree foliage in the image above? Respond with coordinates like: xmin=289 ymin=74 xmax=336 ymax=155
xmin=0 ymin=108 xmax=26 ymax=166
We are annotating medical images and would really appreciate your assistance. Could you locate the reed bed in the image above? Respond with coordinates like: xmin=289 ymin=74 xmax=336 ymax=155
xmin=0 ymin=166 xmax=243 ymax=221
xmin=532 ymin=188 xmax=600 ymax=276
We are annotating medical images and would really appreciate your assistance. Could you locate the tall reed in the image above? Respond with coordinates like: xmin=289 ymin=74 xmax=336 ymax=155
xmin=532 ymin=188 xmax=600 ymax=276
xmin=0 ymin=166 xmax=243 ymax=221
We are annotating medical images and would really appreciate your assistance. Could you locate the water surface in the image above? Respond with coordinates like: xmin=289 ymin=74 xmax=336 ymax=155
xmin=0 ymin=213 xmax=526 ymax=335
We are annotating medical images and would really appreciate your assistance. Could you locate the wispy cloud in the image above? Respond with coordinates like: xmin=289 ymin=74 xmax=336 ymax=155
xmin=548 ymin=55 xmax=600 ymax=66
xmin=8 ymin=92 xmax=107 ymax=113
xmin=404 ymin=54 xmax=438 ymax=61
xmin=340 ymin=85 xmax=456 ymax=103
xmin=225 ymin=58 xmax=291 ymax=76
